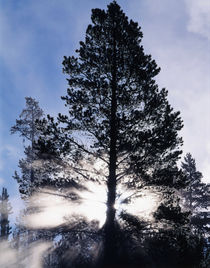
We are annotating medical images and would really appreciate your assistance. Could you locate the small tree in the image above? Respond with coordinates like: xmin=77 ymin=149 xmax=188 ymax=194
xmin=181 ymin=153 xmax=209 ymax=214
xmin=0 ymin=188 xmax=12 ymax=240
xmin=181 ymin=153 xmax=210 ymax=242
xmin=181 ymin=153 xmax=204 ymax=210
xmin=11 ymin=97 xmax=44 ymax=195
xmin=11 ymin=97 xmax=44 ymax=148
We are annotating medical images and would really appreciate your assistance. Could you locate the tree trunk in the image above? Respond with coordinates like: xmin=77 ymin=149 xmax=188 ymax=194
xmin=103 ymin=23 xmax=118 ymax=265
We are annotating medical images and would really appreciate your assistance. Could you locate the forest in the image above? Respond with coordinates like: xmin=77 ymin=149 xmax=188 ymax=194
xmin=0 ymin=1 xmax=209 ymax=268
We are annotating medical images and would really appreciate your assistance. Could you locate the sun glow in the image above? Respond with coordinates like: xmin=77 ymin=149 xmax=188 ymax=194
xmin=116 ymin=187 xmax=160 ymax=220
xmin=23 ymin=182 xmax=160 ymax=230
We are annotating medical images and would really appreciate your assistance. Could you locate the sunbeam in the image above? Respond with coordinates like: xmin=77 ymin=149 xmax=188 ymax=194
xmin=22 ymin=182 xmax=160 ymax=230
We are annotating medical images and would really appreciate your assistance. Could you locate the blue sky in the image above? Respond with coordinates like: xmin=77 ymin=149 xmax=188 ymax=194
xmin=0 ymin=0 xmax=210 ymax=221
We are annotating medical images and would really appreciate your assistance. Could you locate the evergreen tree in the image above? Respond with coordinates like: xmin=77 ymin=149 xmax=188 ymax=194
xmin=11 ymin=97 xmax=44 ymax=148
xmin=0 ymin=188 xmax=12 ymax=240
xmin=181 ymin=153 xmax=204 ymax=210
xmin=11 ymin=97 xmax=44 ymax=196
xmin=40 ymin=1 xmax=185 ymax=264
xmin=181 ymin=153 xmax=210 ymax=237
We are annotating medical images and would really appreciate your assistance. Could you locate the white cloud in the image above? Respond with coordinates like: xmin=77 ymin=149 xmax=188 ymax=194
xmin=185 ymin=0 xmax=210 ymax=40
xmin=154 ymin=41 xmax=210 ymax=181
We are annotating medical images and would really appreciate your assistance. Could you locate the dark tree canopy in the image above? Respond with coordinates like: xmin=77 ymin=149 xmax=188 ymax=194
xmin=60 ymin=1 xmax=183 ymax=188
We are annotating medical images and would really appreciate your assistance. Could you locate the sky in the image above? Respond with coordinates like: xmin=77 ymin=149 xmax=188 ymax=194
xmin=0 ymin=0 xmax=210 ymax=222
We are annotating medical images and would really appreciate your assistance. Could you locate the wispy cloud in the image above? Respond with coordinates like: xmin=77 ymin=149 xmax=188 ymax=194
xmin=185 ymin=0 xmax=210 ymax=40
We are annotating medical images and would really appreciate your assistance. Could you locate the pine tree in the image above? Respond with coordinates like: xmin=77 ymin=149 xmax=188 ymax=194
xmin=11 ymin=97 xmax=44 ymax=148
xmin=0 ymin=188 xmax=12 ymax=240
xmin=181 ymin=153 xmax=210 ymax=234
xmin=54 ymin=1 xmax=184 ymax=263
xmin=181 ymin=153 xmax=203 ymax=210
xmin=11 ymin=97 xmax=44 ymax=196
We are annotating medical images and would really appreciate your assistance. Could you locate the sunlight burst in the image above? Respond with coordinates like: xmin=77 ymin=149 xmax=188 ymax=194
xmin=23 ymin=182 xmax=159 ymax=230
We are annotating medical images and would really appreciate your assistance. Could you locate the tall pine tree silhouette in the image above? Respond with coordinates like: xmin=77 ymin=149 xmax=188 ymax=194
xmin=55 ymin=1 xmax=184 ymax=264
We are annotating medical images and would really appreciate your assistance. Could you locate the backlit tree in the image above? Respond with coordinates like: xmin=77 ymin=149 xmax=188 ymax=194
xmin=55 ymin=1 xmax=184 ymax=263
